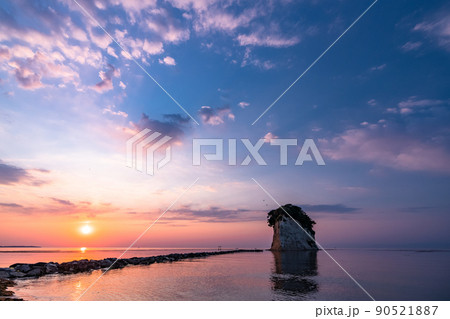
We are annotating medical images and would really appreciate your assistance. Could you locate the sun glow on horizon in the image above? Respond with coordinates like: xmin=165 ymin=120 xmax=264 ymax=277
xmin=80 ymin=247 xmax=86 ymax=253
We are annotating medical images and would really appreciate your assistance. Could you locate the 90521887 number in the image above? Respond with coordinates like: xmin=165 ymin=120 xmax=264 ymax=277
xmin=375 ymin=306 xmax=438 ymax=316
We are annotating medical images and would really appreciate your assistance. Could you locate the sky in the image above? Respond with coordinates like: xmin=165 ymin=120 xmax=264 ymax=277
xmin=0 ymin=0 xmax=449 ymax=249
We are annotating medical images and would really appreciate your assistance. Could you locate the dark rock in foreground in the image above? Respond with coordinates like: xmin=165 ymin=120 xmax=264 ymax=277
xmin=0 ymin=278 xmax=23 ymax=301
xmin=1 ymin=249 xmax=263 ymax=280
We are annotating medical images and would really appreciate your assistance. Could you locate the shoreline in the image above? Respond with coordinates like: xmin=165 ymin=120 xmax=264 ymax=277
xmin=0 ymin=249 xmax=263 ymax=301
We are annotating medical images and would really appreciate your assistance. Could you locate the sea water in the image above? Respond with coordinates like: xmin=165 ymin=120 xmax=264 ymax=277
xmin=1 ymin=248 xmax=449 ymax=301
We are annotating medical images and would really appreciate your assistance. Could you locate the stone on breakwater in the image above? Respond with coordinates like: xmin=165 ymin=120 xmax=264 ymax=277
xmin=15 ymin=264 xmax=31 ymax=273
xmin=110 ymin=259 xmax=128 ymax=269
xmin=45 ymin=263 xmax=59 ymax=274
xmin=100 ymin=259 xmax=113 ymax=268
xmin=9 ymin=272 xmax=26 ymax=278
xmin=27 ymin=268 xmax=43 ymax=277
xmin=0 ymin=268 xmax=12 ymax=279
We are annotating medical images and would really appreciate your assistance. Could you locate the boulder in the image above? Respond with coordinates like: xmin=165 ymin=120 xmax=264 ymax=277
xmin=45 ymin=263 xmax=59 ymax=274
xmin=27 ymin=268 xmax=43 ymax=277
xmin=268 ymin=204 xmax=318 ymax=251
xmin=99 ymin=259 xmax=113 ymax=268
xmin=110 ymin=259 xmax=128 ymax=269
xmin=9 ymin=271 xmax=26 ymax=278
xmin=13 ymin=264 xmax=31 ymax=273
xmin=18 ymin=265 xmax=31 ymax=273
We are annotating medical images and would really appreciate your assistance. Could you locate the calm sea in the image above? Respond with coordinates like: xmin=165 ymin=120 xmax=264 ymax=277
xmin=2 ymin=247 xmax=449 ymax=301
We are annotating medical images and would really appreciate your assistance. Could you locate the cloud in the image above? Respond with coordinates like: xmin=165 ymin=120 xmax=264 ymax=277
xmin=238 ymin=101 xmax=250 ymax=108
xmin=130 ymin=112 xmax=191 ymax=141
xmin=193 ymin=7 xmax=259 ymax=33
xmin=241 ymin=47 xmax=274 ymax=70
xmin=50 ymin=198 xmax=74 ymax=206
xmin=170 ymin=205 xmax=262 ymax=223
xmin=158 ymin=56 xmax=176 ymax=66
xmin=237 ymin=32 xmax=300 ymax=48
xmin=369 ymin=63 xmax=386 ymax=72
xmin=399 ymin=206 xmax=436 ymax=213
xmin=114 ymin=30 xmax=164 ymax=58
xmin=0 ymin=202 xmax=23 ymax=208
xmin=395 ymin=96 xmax=445 ymax=115
xmin=144 ymin=11 xmax=190 ymax=43
xmin=109 ymin=0 xmax=157 ymax=13
xmin=163 ymin=113 xmax=191 ymax=123
xmin=0 ymin=2 xmax=103 ymax=70
xmin=142 ymin=40 xmax=164 ymax=55
xmin=103 ymin=104 xmax=128 ymax=117
xmin=92 ymin=64 xmax=120 ymax=93
xmin=0 ymin=46 xmax=10 ymax=59
xmin=321 ymin=125 xmax=450 ymax=174
xmin=0 ymin=160 xmax=48 ymax=186
xmin=3 ymin=50 xmax=79 ymax=90
xmin=263 ymin=132 xmax=278 ymax=143
xmin=413 ymin=9 xmax=450 ymax=51
xmin=198 ymin=105 xmax=235 ymax=126
xmin=106 ymin=46 xmax=118 ymax=58
xmin=398 ymin=97 xmax=444 ymax=108
xmin=166 ymin=0 xmax=216 ymax=12
xmin=401 ymin=41 xmax=422 ymax=52
xmin=0 ymin=161 xmax=30 ymax=185
xmin=367 ymin=99 xmax=377 ymax=106
xmin=301 ymin=204 xmax=359 ymax=214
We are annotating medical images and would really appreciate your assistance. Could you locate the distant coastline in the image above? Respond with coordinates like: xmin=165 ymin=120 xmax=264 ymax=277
xmin=0 ymin=246 xmax=42 ymax=248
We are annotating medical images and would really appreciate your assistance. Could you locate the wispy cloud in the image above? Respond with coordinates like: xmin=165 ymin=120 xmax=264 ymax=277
xmin=0 ymin=160 xmax=49 ymax=186
xmin=49 ymin=197 xmax=74 ymax=206
xmin=0 ymin=202 xmax=23 ymax=208
xmin=198 ymin=105 xmax=235 ymax=126
xmin=103 ymin=104 xmax=128 ymax=117
xmin=413 ymin=8 xmax=450 ymax=51
xmin=241 ymin=47 xmax=274 ymax=70
xmin=401 ymin=41 xmax=422 ymax=52
xmin=130 ymin=112 xmax=191 ymax=141
xmin=392 ymin=96 xmax=446 ymax=115
xmin=92 ymin=64 xmax=120 ymax=93
xmin=321 ymin=124 xmax=450 ymax=174
xmin=369 ymin=63 xmax=386 ymax=72
xmin=301 ymin=204 xmax=359 ymax=214
xmin=170 ymin=205 xmax=263 ymax=223
xmin=237 ymin=32 xmax=300 ymax=48
xmin=158 ymin=56 xmax=176 ymax=66
xmin=238 ymin=101 xmax=250 ymax=108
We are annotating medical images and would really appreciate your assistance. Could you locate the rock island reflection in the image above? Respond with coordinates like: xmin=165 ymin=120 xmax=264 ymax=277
xmin=271 ymin=250 xmax=318 ymax=300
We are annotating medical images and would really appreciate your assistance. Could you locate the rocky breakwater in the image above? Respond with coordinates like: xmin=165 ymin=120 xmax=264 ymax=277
xmin=268 ymin=204 xmax=319 ymax=250
xmin=0 ymin=249 xmax=263 ymax=280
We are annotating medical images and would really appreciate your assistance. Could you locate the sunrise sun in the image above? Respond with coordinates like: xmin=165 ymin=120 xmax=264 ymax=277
xmin=80 ymin=224 xmax=93 ymax=235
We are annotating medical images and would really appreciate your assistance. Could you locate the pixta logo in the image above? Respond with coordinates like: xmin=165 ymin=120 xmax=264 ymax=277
xmin=192 ymin=138 xmax=325 ymax=166
xmin=126 ymin=129 xmax=172 ymax=175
